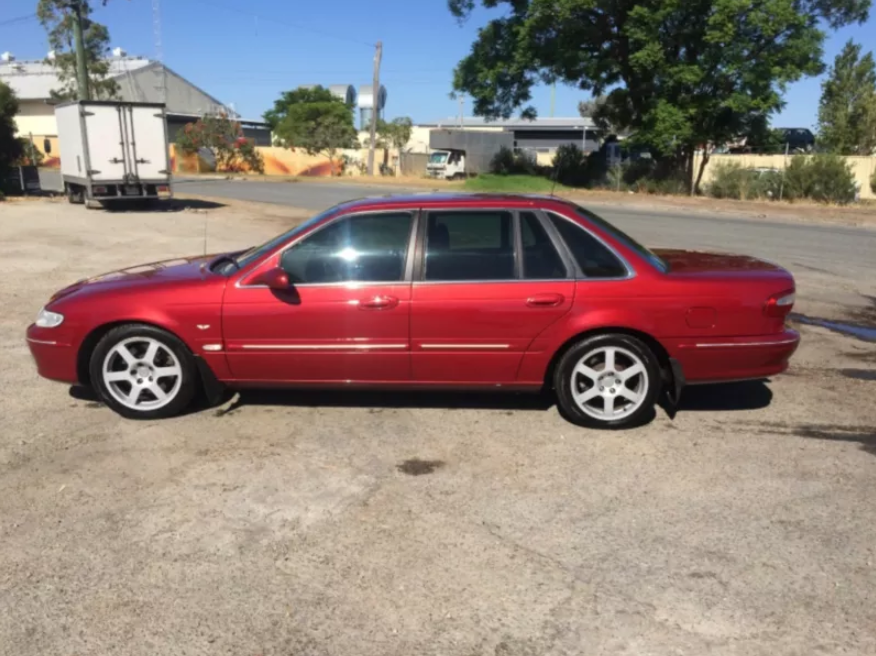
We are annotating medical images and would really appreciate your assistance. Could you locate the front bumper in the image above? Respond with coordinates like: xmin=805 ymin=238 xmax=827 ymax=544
xmin=26 ymin=324 xmax=79 ymax=384
xmin=668 ymin=328 xmax=800 ymax=384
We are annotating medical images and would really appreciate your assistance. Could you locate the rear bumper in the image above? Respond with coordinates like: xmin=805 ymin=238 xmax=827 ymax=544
xmin=667 ymin=329 xmax=800 ymax=384
xmin=26 ymin=324 xmax=79 ymax=384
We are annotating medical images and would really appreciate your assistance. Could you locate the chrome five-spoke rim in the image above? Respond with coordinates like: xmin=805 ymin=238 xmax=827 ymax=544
xmin=102 ymin=337 xmax=182 ymax=410
xmin=571 ymin=346 xmax=648 ymax=421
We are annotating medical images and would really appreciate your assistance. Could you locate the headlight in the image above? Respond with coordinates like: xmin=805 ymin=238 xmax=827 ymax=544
xmin=36 ymin=307 xmax=64 ymax=328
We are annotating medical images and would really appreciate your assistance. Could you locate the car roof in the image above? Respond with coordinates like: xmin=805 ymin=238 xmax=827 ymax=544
xmin=329 ymin=192 xmax=578 ymax=213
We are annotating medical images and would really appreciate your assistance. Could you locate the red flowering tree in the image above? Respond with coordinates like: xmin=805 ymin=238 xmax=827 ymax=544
xmin=176 ymin=113 xmax=264 ymax=173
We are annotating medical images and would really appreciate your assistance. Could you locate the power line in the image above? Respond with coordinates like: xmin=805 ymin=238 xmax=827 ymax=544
xmin=0 ymin=13 xmax=38 ymax=28
xmin=185 ymin=0 xmax=375 ymax=48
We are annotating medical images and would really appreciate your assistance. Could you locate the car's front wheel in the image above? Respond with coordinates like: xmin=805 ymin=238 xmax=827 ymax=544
xmin=554 ymin=334 xmax=661 ymax=429
xmin=89 ymin=324 xmax=197 ymax=419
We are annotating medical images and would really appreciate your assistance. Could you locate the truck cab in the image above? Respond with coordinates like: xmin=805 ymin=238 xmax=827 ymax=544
xmin=426 ymin=149 xmax=466 ymax=180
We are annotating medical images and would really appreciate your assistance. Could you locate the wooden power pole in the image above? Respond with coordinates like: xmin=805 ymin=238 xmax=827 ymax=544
xmin=65 ymin=0 xmax=91 ymax=101
xmin=367 ymin=41 xmax=383 ymax=176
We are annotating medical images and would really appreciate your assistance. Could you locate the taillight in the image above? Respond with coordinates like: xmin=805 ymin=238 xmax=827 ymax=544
xmin=93 ymin=185 xmax=108 ymax=195
xmin=764 ymin=290 xmax=795 ymax=317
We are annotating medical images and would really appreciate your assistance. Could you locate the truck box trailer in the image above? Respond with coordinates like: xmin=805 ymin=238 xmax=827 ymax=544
xmin=55 ymin=100 xmax=172 ymax=205
xmin=427 ymin=129 xmax=515 ymax=179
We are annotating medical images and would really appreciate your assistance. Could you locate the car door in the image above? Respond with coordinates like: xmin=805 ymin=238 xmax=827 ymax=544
xmin=222 ymin=210 xmax=416 ymax=383
xmin=410 ymin=208 xmax=575 ymax=384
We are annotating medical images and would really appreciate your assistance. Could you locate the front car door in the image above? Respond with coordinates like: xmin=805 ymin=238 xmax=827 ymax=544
xmin=410 ymin=207 xmax=575 ymax=384
xmin=222 ymin=210 xmax=416 ymax=383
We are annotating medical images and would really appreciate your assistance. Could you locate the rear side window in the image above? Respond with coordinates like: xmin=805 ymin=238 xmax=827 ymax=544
xmin=548 ymin=213 xmax=628 ymax=279
xmin=520 ymin=212 xmax=567 ymax=279
xmin=424 ymin=211 xmax=515 ymax=281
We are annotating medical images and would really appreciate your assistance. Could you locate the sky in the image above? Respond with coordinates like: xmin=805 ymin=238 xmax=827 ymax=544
xmin=2 ymin=0 xmax=875 ymax=128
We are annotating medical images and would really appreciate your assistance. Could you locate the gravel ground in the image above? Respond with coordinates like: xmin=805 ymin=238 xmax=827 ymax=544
xmin=1 ymin=198 xmax=875 ymax=656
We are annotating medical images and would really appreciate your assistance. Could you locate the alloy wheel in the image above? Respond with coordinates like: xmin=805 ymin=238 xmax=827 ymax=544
xmin=570 ymin=345 xmax=649 ymax=421
xmin=102 ymin=336 xmax=183 ymax=411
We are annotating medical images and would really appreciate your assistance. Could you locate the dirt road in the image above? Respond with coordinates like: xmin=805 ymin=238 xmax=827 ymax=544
xmin=1 ymin=198 xmax=874 ymax=656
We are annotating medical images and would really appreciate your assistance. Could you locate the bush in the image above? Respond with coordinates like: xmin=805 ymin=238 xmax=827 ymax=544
xmin=709 ymin=163 xmax=788 ymax=201
xmin=552 ymin=143 xmax=587 ymax=186
xmin=16 ymin=139 xmax=44 ymax=166
xmin=870 ymin=168 xmax=876 ymax=195
xmin=177 ymin=113 xmax=264 ymax=174
xmin=784 ymin=154 xmax=856 ymax=204
xmin=490 ymin=146 xmax=538 ymax=175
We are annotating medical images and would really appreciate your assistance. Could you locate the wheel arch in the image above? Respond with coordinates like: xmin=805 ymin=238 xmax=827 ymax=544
xmin=76 ymin=319 xmax=196 ymax=387
xmin=543 ymin=326 xmax=672 ymax=390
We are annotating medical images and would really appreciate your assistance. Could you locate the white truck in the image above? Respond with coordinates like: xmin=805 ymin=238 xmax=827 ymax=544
xmin=427 ymin=129 xmax=515 ymax=179
xmin=55 ymin=100 xmax=172 ymax=206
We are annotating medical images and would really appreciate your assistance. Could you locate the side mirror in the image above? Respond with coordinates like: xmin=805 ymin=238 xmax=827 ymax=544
xmin=251 ymin=267 xmax=290 ymax=291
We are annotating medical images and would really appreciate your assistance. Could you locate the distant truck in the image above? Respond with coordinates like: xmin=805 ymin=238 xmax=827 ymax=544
xmin=427 ymin=129 xmax=515 ymax=179
xmin=55 ymin=100 xmax=172 ymax=206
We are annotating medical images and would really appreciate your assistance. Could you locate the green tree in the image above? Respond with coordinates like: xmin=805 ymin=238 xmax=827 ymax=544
xmin=377 ymin=116 xmax=413 ymax=168
xmin=448 ymin=0 xmax=871 ymax=193
xmin=0 ymin=81 xmax=24 ymax=189
xmin=817 ymin=40 xmax=876 ymax=155
xmin=176 ymin=114 xmax=264 ymax=173
xmin=37 ymin=0 xmax=119 ymax=100
xmin=269 ymin=86 xmax=359 ymax=175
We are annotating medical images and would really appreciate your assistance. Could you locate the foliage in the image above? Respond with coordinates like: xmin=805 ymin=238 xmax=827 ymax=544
xmin=745 ymin=124 xmax=789 ymax=154
xmin=707 ymin=162 xmax=781 ymax=200
xmin=464 ymin=173 xmax=566 ymax=192
xmin=817 ymin=40 xmax=876 ymax=155
xmin=0 ymin=81 xmax=23 ymax=183
xmin=447 ymin=0 xmax=870 ymax=186
xmin=37 ymin=0 xmax=120 ymax=100
xmin=578 ymin=96 xmax=621 ymax=138
xmin=268 ymin=86 xmax=358 ymax=174
xmin=16 ymin=139 xmax=45 ymax=166
xmin=176 ymin=114 xmax=264 ymax=173
xmin=489 ymin=146 xmax=537 ymax=175
xmin=783 ymin=154 xmax=857 ymax=203
xmin=552 ymin=143 xmax=587 ymax=186
xmin=871 ymin=168 xmax=876 ymax=194
xmin=376 ymin=116 xmax=414 ymax=168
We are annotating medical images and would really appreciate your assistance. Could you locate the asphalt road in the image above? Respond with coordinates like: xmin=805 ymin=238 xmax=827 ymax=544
xmin=38 ymin=170 xmax=876 ymax=288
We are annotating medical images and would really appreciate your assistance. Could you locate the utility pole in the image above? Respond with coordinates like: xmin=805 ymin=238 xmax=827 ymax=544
xmin=65 ymin=0 xmax=91 ymax=101
xmin=367 ymin=40 xmax=383 ymax=176
xmin=458 ymin=95 xmax=464 ymax=127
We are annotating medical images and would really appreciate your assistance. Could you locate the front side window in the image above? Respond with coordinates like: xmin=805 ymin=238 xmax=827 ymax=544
xmin=424 ymin=211 xmax=515 ymax=281
xmin=280 ymin=212 xmax=413 ymax=284
xmin=548 ymin=213 xmax=629 ymax=279
xmin=520 ymin=212 xmax=567 ymax=279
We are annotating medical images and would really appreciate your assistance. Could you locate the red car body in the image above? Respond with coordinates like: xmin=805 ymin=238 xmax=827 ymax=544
xmin=27 ymin=194 xmax=799 ymax=416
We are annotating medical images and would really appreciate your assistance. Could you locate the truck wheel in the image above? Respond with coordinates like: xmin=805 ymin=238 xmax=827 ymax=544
xmin=85 ymin=199 xmax=103 ymax=210
xmin=66 ymin=184 xmax=85 ymax=204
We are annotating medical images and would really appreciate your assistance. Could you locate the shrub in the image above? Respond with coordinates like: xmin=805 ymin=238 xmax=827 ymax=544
xmin=177 ymin=113 xmax=264 ymax=174
xmin=552 ymin=143 xmax=587 ymax=186
xmin=783 ymin=154 xmax=856 ymax=204
xmin=16 ymin=139 xmax=44 ymax=166
xmin=490 ymin=146 xmax=538 ymax=175
xmin=709 ymin=163 xmax=787 ymax=201
xmin=870 ymin=168 xmax=876 ymax=195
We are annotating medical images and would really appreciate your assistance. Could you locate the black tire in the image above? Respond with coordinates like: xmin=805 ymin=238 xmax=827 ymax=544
xmin=89 ymin=324 xmax=198 ymax=420
xmin=553 ymin=333 xmax=661 ymax=429
xmin=66 ymin=184 xmax=84 ymax=204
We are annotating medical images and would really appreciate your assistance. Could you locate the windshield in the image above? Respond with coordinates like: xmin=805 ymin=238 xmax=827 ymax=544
xmin=429 ymin=151 xmax=448 ymax=164
xmin=574 ymin=205 xmax=668 ymax=273
xmin=231 ymin=207 xmax=339 ymax=271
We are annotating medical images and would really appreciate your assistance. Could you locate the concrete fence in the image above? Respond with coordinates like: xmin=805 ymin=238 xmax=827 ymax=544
xmin=694 ymin=153 xmax=876 ymax=200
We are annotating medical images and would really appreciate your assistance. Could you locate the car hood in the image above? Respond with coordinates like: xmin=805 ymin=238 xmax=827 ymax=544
xmin=50 ymin=254 xmax=221 ymax=302
xmin=653 ymin=249 xmax=785 ymax=274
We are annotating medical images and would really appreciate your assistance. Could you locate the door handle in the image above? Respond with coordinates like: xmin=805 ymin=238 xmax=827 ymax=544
xmin=359 ymin=295 xmax=399 ymax=310
xmin=526 ymin=293 xmax=564 ymax=307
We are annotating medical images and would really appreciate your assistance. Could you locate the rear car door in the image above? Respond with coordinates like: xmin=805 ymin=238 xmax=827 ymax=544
xmin=410 ymin=208 xmax=575 ymax=384
xmin=222 ymin=211 xmax=415 ymax=383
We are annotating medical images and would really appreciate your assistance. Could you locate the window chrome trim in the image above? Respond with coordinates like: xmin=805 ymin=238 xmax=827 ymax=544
xmin=413 ymin=278 xmax=572 ymax=286
xmin=544 ymin=210 xmax=636 ymax=281
xmin=240 ymin=343 xmax=408 ymax=350
xmin=235 ymin=208 xmax=417 ymax=289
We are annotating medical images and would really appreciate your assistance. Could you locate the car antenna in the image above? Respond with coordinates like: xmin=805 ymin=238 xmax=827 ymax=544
xmin=203 ymin=213 xmax=208 ymax=256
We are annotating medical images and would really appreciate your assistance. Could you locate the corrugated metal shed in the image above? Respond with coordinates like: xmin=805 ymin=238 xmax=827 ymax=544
xmin=0 ymin=57 xmax=152 ymax=100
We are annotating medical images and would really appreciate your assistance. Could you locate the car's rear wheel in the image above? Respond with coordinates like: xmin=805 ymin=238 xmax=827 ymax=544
xmin=554 ymin=334 xmax=660 ymax=429
xmin=89 ymin=324 xmax=197 ymax=419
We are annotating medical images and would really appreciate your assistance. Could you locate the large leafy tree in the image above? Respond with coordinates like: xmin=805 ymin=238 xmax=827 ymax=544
xmin=0 ymin=81 xmax=24 ymax=183
xmin=817 ymin=40 xmax=876 ymax=155
xmin=448 ymin=0 xmax=871 ymax=191
xmin=37 ymin=0 xmax=120 ymax=100
xmin=268 ymin=86 xmax=359 ymax=175
xmin=176 ymin=114 xmax=265 ymax=173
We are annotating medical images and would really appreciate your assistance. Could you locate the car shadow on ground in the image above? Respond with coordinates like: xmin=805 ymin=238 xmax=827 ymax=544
xmin=100 ymin=198 xmax=227 ymax=213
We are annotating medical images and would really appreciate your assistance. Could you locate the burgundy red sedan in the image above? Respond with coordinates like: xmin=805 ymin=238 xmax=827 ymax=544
xmin=27 ymin=194 xmax=799 ymax=428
